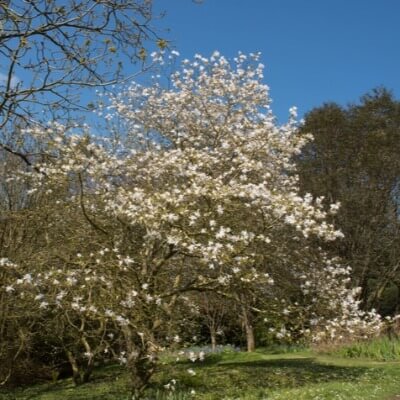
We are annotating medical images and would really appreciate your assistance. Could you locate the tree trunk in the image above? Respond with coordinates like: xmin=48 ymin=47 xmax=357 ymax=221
xmin=129 ymin=356 xmax=154 ymax=400
xmin=245 ymin=321 xmax=255 ymax=352
xmin=66 ymin=351 xmax=82 ymax=386
xmin=81 ymin=337 xmax=94 ymax=383
xmin=210 ymin=327 xmax=217 ymax=351
xmin=241 ymin=306 xmax=255 ymax=352
xmin=82 ymin=361 xmax=93 ymax=384
xmin=122 ymin=327 xmax=156 ymax=399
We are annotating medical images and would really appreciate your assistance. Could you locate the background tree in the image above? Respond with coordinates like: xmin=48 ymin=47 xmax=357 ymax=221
xmin=195 ymin=292 xmax=234 ymax=351
xmin=297 ymin=88 xmax=400 ymax=315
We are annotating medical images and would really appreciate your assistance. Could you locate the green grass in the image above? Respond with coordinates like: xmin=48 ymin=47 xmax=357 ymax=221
xmin=327 ymin=336 xmax=400 ymax=361
xmin=1 ymin=348 xmax=400 ymax=399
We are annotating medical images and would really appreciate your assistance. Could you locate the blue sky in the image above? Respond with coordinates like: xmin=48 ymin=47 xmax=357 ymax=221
xmin=155 ymin=0 xmax=400 ymax=122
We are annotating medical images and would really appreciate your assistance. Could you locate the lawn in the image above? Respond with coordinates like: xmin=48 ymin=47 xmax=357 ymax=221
xmin=2 ymin=348 xmax=400 ymax=400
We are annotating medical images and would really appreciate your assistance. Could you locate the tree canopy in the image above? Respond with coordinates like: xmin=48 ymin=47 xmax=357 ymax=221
xmin=297 ymin=88 xmax=400 ymax=315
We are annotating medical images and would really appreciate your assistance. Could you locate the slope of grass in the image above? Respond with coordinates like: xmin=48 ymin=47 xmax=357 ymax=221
xmin=1 ymin=348 xmax=400 ymax=400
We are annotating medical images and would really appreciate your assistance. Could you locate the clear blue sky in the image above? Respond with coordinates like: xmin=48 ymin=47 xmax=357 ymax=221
xmin=155 ymin=0 xmax=400 ymax=122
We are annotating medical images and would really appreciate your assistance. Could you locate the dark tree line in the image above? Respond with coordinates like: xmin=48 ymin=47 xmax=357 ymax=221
xmin=297 ymin=88 xmax=400 ymax=316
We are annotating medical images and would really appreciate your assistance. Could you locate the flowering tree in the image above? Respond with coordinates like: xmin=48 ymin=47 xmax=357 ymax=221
xmin=2 ymin=52 xmax=381 ymax=397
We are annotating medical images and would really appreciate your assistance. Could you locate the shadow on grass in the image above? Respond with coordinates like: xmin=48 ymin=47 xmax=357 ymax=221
xmin=0 ymin=366 xmax=130 ymax=400
xmin=220 ymin=357 xmax=368 ymax=381
xmin=157 ymin=355 xmax=372 ymax=397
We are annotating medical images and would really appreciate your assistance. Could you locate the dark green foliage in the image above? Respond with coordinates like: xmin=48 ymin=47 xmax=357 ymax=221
xmin=297 ymin=88 xmax=400 ymax=314
xmin=367 ymin=280 xmax=399 ymax=316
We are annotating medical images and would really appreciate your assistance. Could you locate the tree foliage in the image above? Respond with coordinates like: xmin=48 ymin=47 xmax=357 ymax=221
xmin=297 ymin=88 xmax=400 ymax=314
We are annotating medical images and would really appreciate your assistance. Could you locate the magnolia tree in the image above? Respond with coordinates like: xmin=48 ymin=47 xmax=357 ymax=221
xmin=3 ymin=52 xmax=381 ymax=397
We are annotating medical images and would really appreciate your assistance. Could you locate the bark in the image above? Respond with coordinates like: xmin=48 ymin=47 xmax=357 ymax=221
xmin=129 ymin=355 xmax=155 ymax=400
xmin=210 ymin=327 xmax=217 ymax=351
xmin=241 ymin=306 xmax=255 ymax=352
xmin=66 ymin=351 xmax=82 ymax=386
xmin=122 ymin=327 xmax=156 ymax=399
xmin=81 ymin=337 xmax=94 ymax=383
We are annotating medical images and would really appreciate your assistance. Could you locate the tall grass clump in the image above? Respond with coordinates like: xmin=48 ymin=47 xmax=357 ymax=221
xmin=330 ymin=336 xmax=400 ymax=361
